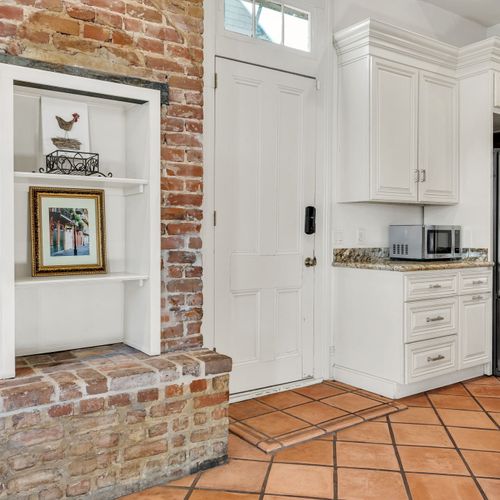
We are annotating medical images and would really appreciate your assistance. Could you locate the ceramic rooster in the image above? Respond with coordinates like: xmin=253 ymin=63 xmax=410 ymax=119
xmin=55 ymin=112 xmax=80 ymax=138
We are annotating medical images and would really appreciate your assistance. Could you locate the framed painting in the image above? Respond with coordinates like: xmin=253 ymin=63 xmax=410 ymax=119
xmin=30 ymin=187 xmax=107 ymax=276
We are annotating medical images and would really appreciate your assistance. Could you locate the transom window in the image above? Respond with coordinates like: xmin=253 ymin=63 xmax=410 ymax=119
xmin=224 ymin=0 xmax=311 ymax=52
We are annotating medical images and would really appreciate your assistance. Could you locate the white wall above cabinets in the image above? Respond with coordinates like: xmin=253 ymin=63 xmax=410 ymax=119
xmin=334 ymin=19 xmax=460 ymax=205
xmin=333 ymin=266 xmax=492 ymax=399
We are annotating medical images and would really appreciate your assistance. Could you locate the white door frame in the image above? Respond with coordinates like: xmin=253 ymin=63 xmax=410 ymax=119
xmin=202 ymin=0 xmax=334 ymax=383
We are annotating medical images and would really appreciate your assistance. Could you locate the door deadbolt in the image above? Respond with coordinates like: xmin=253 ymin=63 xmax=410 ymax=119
xmin=305 ymin=257 xmax=317 ymax=267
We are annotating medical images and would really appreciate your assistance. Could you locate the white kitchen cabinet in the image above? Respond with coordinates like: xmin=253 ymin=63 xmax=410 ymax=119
xmin=494 ymin=71 xmax=500 ymax=108
xmin=459 ymin=293 xmax=492 ymax=369
xmin=333 ymin=266 xmax=492 ymax=398
xmin=335 ymin=20 xmax=459 ymax=205
xmin=370 ymin=59 xmax=419 ymax=202
xmin=418 ymin=72 xmax=459 ymax=204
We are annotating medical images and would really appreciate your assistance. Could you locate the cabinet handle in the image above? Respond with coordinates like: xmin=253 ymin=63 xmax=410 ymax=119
xmin=421 ymin=169 xmax=426 ymax=182
xmin=427 ymin=354 xmax=445 ymax=362
xmin=472 ymin=295 xmax=484 ymax=301
xmin=472 ymin=280 xmax=485 ymax=285
xmin=426 ymin=315 xmax=445 ymax=323
xmin=414 ymin=169 xmax=420 ymax=183
xmin=429 ymin=284 xmax=442 ymax=289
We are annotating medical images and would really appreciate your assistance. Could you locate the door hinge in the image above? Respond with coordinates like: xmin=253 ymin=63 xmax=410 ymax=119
xmin=214 ymin=72 xmax=218 ymax=89
xmin=213 ymin=210 xmax=217 ymax=227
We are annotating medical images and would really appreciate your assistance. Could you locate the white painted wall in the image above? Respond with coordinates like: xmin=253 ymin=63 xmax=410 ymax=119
xmin=333 ymin=0 xmax=487 ymax=46
xmin=487 ymin=23 xmax=500 ymax=37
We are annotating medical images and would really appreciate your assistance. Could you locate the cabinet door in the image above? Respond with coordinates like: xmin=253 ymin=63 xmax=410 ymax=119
xmin=418 ymin=72 xmax=459 ymax=204
xmin=370 ymin=58 xmax=419 ymax=202
xmin=459 ymin=293 xmax=492 ymax=369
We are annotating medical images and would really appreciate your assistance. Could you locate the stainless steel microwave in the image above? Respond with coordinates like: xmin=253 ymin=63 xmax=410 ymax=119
xmin=389 ymin=225 xmax=462 ymax=260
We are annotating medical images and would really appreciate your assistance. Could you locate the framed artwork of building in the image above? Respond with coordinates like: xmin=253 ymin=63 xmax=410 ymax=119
xmin=30 ymin=186 xmax=107 ymax=276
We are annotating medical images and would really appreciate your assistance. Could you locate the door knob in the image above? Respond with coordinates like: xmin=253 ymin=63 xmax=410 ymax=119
xmin=305 ymin=257 xmax=317 ymax=267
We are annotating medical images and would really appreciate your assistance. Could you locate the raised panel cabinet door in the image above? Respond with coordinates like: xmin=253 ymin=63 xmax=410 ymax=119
xmin=370 ymin=58 xmax=419 ymax=202
xmin=418 ymin=72 xmax=459 ymax=204
xmin=459 ymin=293 xmax=492 ymax=369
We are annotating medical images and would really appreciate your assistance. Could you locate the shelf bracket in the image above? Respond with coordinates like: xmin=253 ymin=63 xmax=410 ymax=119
xmin=125 ymin=184 xmax=145 ymax=196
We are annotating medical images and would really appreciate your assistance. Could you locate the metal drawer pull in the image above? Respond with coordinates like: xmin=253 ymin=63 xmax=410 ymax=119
xmin=427 ymin=354 xmax=445 ymax=362
xmin=429 ymin=284 xmax=442 ymax=289
xmin=472 ymin=295 xmax=484 ymax=301
xmin=426 ymin=315 xmax=445 ymax=323
xmin=472 ymin=280 xmax=485 ymax=285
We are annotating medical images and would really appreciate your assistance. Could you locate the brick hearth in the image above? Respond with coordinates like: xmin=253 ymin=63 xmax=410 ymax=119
xmin=0 ymin=344 xmax=232 ymax=499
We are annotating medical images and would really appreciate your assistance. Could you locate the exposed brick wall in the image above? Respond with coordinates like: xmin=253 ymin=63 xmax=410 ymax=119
xmin=0 ymin=0 xmax=205 ymax=353
xmin=0 ymin=345 xmax=231 ymax=498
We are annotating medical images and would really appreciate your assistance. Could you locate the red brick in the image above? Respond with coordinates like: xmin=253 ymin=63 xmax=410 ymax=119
xmin=108 ymin=393 xmax=131 ymax=407
xmin=82 ymin=0 xmax=125 ymax=13
xmin=30 ymin=12 xmax=80 ymax=35
xmin=0 ymin=21 xmax=17 ymax=37
xmin=48 ymin=403 xmax=73 ymax=418
xmin=124 ymin=440 xmax=167 ymax=461
xmin=137 ymin=36 xmax=164 ymax=53
xmin=167 ymin=279 xmax=202 ymax=293
xmin=126 ymin=4 xmax=162 ymax=23
xmin=66 ymin=5 xmax=95 ymax=21
xmin=144 ymin=23 xmax=182 ymax=42
xmin=112 ymin=30 xmax=133 ymax=45
xmin=0 ymin=6 xmax=24 ymax=21
xmin=194 ymin=393 xmax=229 ymax=409
xmin=1 ymin=382 xmax=54 ymax=411
xmin=190 ymin=379 xmax=207 ymax=393
xmin=165 ymin=384 xmax=183 ymax=397
xmin=137 ymin=388 xmax=159 ymax=402
xmin=80 ymin=398 xmax=105 ymax=414
xmin=167 ymin=222 xmax=201 ymax=234
xmin=83 ymin=23 xmax=111 ymax=41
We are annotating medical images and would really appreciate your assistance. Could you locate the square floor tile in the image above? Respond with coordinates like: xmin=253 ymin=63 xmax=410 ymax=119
xmin=265 ymin=463 xmax=334 ymax=498
xmin=284 ymin=401 xmax=347 ymax=424
xmin=478 ymin=478 xmax=500 ymax=499
xmin=428 ymin=383 xmax=469 ymax=396
xmin=256 ymin=391 xmax=311 ymax=410
xmin=436 ymin=408 xmax=497 ymax=429
xmin=490 ymin=412 xmax=500 ymax=426
xmin=242 ymin=412 xmax=308 ymax=438
xmin=191 ymin=492 xmax=258 ymax=500
xmin=428 ymin=394 xmax=481 ymax=411
xmin=406 ymin=473 xmax=482 ymax=500
xmin=293 ymin=383 xmax=346 ymax=400
xmin=448 ymin=427 xmax=500 ymax=452
xmin=389 ymin=407 xmax=440 ymax=425
xmin=228 ymin=434 xmax=271 ymax=462
xmin=336 ymin=442 xmax=399 ymax=470
xmin=477 ymin=397 xmax=500 ymax=412
xmin=462 ymin=450 xmax=500 ymax=478
xmin=322 ymin=392 xmax=381 ymax=412
xmin=391 ymin=423 xmax=453 ymax=447
xmin=167 ymin=473 xmax=198 ymax=487
xmin=465 ymin=376 xmax=500 ymax=386
xmin=465 ymin=384 xmax=500 ymax=398
xmin=229 ymin=399 xmax=273 ymax=421
xmin=274 ymin=439 xmax=334 ymax=466
xmin=396 ymin=393 xmax=431 ymax=407
xmin=336 ymin=421 xmax=392 ymax=444
xmin=196 ymin=459 xmax=269 ymax=493
xmin=337 ymin=468 xmax=407 ymax=500
xmin=398 ymin=445 xmax=469 ymax=475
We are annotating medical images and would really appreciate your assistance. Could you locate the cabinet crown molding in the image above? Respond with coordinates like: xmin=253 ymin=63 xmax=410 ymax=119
xmin=457 ymin=36 xmax=500 ymax=74
xmin=334 ymin=18 xmax=458 ymax=70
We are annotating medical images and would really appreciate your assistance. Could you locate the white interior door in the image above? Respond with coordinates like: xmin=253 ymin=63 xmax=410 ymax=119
xmin=214 ymin=58 xmax=316 ymax=394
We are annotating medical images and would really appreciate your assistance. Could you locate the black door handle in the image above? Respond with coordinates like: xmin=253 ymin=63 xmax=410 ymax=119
xmin=305 ymin=206 xmax=316 ymax=235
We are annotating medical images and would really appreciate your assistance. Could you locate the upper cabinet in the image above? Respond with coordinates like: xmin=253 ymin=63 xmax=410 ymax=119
xmin=335 ymin=20 xmax=460 ymax=205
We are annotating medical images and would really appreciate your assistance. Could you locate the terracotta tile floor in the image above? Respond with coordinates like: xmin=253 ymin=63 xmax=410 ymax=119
xmin=230 ymin=381 xmax=407 ymax=452
xmin=123 ymin=376 xmax=500 ymax=500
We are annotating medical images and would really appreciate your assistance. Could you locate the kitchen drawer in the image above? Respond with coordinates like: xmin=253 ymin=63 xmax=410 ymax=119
xmin=404 ymin=271 xmax=458 ymax=301
xmin=405 ymin=335 xmax=457 ymax=384
xmin=459 ymin=269 xmax=491 ymax=295
xmin=404 ymin=297 xmax=458 ymax=343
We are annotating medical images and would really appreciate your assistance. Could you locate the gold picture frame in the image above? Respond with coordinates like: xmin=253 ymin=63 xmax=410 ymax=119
xmin=30 ymin=186 xmax=107 ymax=276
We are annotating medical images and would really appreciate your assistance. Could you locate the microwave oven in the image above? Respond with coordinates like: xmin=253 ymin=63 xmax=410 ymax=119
xmin=389 ymin=225 xmax=462 ymax=260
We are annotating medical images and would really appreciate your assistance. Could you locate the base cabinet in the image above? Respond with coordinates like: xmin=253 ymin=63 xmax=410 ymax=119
xmin=459 ymin=293 xmax=492 ymax=369
xmin=334 ymin=267 xmax=492 ymax=398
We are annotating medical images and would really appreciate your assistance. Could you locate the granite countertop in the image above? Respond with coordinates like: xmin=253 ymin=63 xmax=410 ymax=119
xmin=332 ymin=248 xmax=494 ymax=272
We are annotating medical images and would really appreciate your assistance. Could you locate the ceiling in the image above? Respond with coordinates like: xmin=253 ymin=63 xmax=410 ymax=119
xmin=421 ymin=0 xmax=500 ymax=27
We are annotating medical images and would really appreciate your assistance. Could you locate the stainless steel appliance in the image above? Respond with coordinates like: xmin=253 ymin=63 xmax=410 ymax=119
xmin=389 ymin=225 xmax=462 ymax=260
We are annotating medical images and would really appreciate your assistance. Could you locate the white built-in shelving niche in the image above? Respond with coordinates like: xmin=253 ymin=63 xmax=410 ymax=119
xmin=0 ymin=63 xmax=161 ymax=379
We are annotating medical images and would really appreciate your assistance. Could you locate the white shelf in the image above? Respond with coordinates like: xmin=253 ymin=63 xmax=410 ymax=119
xmin=14 ymin=172 xmax=148 ymax=194
xmin=15 ymin=272 xmax=149 ymax=287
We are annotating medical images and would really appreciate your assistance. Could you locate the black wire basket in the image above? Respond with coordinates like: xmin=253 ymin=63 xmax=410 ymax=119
xmin=40 ymin=150 xmax=112 ymax=177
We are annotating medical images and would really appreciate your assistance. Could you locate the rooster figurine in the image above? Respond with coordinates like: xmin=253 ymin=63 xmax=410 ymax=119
xmin=55 ymin=112 xmax=80 ymax=138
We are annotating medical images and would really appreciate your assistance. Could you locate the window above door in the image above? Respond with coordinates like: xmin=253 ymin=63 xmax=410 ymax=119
xmin=224 ymin=0 xmax=311 ymax=52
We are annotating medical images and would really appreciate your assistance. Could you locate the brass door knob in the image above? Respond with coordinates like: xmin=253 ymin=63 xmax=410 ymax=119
xmin=305 ymin=257 xmax=317 ymax=267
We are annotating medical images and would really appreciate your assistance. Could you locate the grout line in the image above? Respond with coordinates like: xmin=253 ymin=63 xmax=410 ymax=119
xmin=259 ymin=455 xmax=275 ymax=499
xmin=386 ymin=415 xmax=413 ymax=500
xmin=184 ymin=471 xmax=202 ymax=499
xmin=460 ymin=381 xmax=500 ymax=430
xmin=333 ymin=432 xmax=339 ymax=500
xmin=425 ymin=387 xmax=488 ymax=500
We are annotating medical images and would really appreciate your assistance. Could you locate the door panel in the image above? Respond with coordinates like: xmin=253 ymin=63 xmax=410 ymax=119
xmin=419 ymin=72 xmax=459 ymax=204
xmin=370 ymin=58 xmax=419 ymax=202
xmin=215 ymin=58 xmax=316 ymax=394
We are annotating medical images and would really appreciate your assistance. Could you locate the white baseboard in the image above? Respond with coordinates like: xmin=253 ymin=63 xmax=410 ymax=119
xmin=230 ymin=377 xmax=323 ymax=403
xmin=334 ymin=365 xmax=486 ymax=399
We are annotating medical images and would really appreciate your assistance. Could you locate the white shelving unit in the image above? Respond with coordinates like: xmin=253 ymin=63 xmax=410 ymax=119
xmin=0 ymin=63 xmax=161 ymax=377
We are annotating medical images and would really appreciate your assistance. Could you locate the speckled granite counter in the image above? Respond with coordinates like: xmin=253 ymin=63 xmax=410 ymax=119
xmin=332 ymin=248 xmax=493 ymax=272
